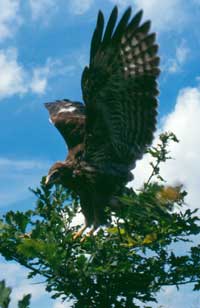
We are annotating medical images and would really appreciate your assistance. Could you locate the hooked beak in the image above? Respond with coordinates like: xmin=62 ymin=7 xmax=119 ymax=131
xmin=45 ymin=170 xmax=60 ymax=186
xmin=45 ymin=174 xmax=51 ymax=185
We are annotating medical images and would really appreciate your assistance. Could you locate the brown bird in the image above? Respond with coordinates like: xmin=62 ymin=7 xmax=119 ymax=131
xmin=45 ymin=6 xmax=160 ymax=237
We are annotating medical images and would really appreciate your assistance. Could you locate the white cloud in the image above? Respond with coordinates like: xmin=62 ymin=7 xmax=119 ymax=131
xmin=30 ymin=66 xmax=50 ymax=94
xmin=54 ymin=301 xmax=72 ymax=308
xmin=134 ymin=0 xmax=187 ymax=32
xmin=109 ymin=0 xmax=193 ymax=33
xmin=69 ymin=0 xmax=94 ymax=15
xmin=109 ymin=0 xmax=132 ymax=8
xmin=30 ymin=58 xmax=76 ymax=95
xmin=0 ymin=157 xmax=50 ymax=207
xmin=160 ymin=87 xmax=200 ymax=209
xmin=151 ymin=284 xmax=200 ymax=308
xmin=70 ymin=210 xmax=84 ymax=227
xmin=129 ymin=86 xmax=200 ymax=308
xmin=167 ymin=61 xmax=179 ymax=74
xmin=0 ymin=0 xmax=21 ymax=41
xmin=0 ymin=158 xmax=50 ymax=170
xmin=0 ymin=48 xmax=27 ymax=99
xmin=0 ymin=48 xmax=64 ymax=99
xmin=0 ymin=262 xmax=22 ymax=285
xmin=176 ymin=43 xmax=189 ymax=64
xmin=131 ymin=86 xmax=200 ymax=211
xmin=0 ymin=48 xmax=78 ymax=99
xmin=12 ymin=283 xmax=45 ymax=304
xmin=166 ymin=41 xmax=190 ymax=73
xmin=29 ymin=0 xmax=58 ymax=21
xmin=29 ymin=59 xmax=62 ymax=95
xmin=0 ymin=261 xmax=46 ymax=308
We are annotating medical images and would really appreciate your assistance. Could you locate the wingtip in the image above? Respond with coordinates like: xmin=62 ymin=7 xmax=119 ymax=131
xmin=124 ymin=6 xmax=132 ymax=20
xmin=111 ymin=5 xmax=118 ymax=21
xmin=137 ymin=9 xmax=143 ymax=18
xmin=125 ymin=6 xmax=132 ymax=14
xmin=112 ymin=5 xmax=118 ymax=13
xmin=95 ymin=9 xmax=104 ymax=30
xmin=136 ymin=9 xmax=143 ymax=24
xmin=97 ymin=9 xmax=104 ymax=22
xmin=141 ymin=20 xmax=151 ymax=33
xmin=112 ymin=5 xmax=132 ymax=41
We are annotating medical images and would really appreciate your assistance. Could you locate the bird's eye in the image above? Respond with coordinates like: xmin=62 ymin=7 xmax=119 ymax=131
xmin=51 ymin=171 xmax=60 ymax=181
xmin=45 ymin=170 xmax=60 ymax=186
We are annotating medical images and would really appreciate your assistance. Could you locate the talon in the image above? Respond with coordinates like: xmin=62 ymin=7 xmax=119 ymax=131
xmin=73 ymin=225 xmax=87 ymax=240
xmin=19 ymin=232 xmax=31 ymax=239
xmin=80 ymin=227 xmax=96 ymax=243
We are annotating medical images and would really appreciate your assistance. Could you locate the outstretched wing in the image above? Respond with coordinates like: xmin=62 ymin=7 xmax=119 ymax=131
xmin=81 ymin=7 xmax=159 ymax=170
xmin=45 ymin=100 xmax=85 ymax=149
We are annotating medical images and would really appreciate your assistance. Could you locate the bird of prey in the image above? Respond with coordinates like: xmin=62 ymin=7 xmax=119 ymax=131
xmin=45 ymin=6 xmax=160 ymax=237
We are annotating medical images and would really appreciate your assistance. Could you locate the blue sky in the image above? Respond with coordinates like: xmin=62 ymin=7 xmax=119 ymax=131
xmin=0 ymin=0 xmax=200 ymax=307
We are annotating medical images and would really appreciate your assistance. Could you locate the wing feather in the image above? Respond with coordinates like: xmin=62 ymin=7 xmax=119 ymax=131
xmin=81 ymin=8 xmax=160 ymax=172
xmin=45 ymin=100 xmax=85 ymax=149
xmin=126 ymin=10 xmax=143 ymax=33
xmin=90 ymin=11 xmax=104 ymax=63
xmin=102 ymin=6 xmax=118 ymax=47
xmin=112 ymin=7 xmax=132 ymax=42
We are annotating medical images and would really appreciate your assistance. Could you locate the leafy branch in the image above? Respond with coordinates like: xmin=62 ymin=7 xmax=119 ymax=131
xmin=145 ymin=132 xmax=179 ymax=186
xmin=0 ymin=280 xmax=31 ymax=308
xmin=0 ymin=132 xmax=200 ymax=308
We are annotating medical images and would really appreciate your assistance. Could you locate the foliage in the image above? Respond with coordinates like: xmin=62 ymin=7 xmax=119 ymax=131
xmin=0 ymin=132 xmax=200 ymax=307
xmin=0 ymin=280 xmax=31 ymax=308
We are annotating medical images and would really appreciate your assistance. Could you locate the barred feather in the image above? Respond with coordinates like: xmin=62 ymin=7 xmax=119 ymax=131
xmin=82 ymin=7 xmax=160 ymax=170
xmin=102 ymin=6 xmax=118 ymax=46
xmin=45 ymin=100 xmax=85 ymax=149
xmin=46 ymin=8 xmax=160 ymax=177
xmin=45 ymin=7 xmax=160 ymax=228
xmin=90 ymin=11 xmax=104 ymax=63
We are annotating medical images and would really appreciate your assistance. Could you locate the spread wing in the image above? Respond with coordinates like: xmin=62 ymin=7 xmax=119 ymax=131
xmin=81 ymin=7 xmax=160 ymax=170
xmin=45 ymin=100 xmax=85 ymax=149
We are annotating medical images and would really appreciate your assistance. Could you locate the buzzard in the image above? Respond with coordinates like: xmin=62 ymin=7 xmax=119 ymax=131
xmin=45 ymin=6 xmax=160 ymax=237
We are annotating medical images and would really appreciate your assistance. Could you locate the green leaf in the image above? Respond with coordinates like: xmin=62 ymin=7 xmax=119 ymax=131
xmin=0 ymin=280 xmax=11 ymax=308
xmin=1 ymin=131 xmax=200 ymax=308
xmin=18 ymin=294 xmax=31 ymax=308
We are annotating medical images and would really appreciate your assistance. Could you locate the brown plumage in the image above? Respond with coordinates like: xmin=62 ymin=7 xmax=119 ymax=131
xmin=45 ymin=6 xmax=160 ymax=234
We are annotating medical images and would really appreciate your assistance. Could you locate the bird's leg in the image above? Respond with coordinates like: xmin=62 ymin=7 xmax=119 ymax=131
xmin=87 ymin=226 xmax=96 ymax=236
xmin=73 ymin=224 xmax=87 ymax=240
xmin=19 ymin=232 xmax=32 ymax=239
xmin=80 ymin=226 xmax=96 ymax=243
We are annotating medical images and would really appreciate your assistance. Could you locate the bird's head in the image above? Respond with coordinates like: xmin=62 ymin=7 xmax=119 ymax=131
xmin=45 ymin=162 xmax=72 ymax=186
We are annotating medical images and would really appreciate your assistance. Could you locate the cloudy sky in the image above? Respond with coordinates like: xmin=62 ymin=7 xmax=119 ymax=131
xmin=0 ymin=0 xmax=200 ymax=307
